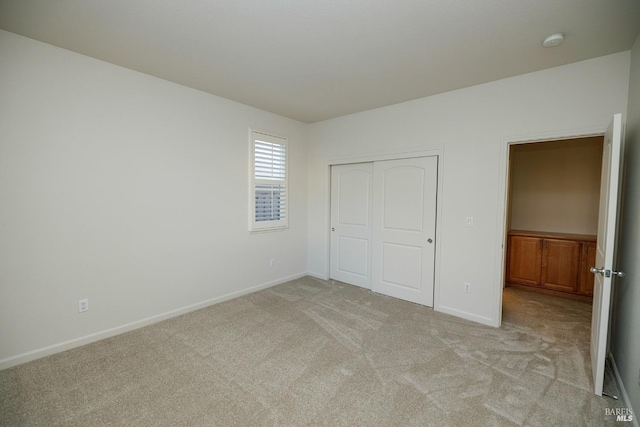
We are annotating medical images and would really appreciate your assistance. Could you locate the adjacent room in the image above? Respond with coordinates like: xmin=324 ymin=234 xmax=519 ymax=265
xmin=1 ymin=1 xmax=640 ymax=425
xmin=505 ymin=137 xmax=604 ymax=302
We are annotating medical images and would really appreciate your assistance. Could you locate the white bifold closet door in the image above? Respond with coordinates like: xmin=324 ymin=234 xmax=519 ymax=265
xmin=330 ymin=156 xmax=437 ymax=306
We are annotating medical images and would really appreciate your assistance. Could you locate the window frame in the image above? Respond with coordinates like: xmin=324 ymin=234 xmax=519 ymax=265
xmin=248 ymin=129 xmax=289 ymax=232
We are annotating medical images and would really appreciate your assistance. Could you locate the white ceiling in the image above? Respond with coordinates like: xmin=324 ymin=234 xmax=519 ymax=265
xmin=1 ymin=0 xmax=639 ymax=123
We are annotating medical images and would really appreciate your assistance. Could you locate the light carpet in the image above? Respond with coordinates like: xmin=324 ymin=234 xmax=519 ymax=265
xmin=0 ymin=276 xmax=623 ymax=426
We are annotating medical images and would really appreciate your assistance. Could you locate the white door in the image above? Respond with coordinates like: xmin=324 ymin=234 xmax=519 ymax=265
xmin=372 ymin=157 xmax=438 ymax=306
xmin=330 ymin=163 xmax=373 ymax=288
xmin=590 ymin=113 xmax=624 ymax=396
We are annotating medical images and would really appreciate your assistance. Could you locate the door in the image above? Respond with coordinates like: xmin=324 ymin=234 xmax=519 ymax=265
xmin=541 ymin=239 xmax=580 ymax=293
xmin=590 ymin=113 xmax=624 ymax=396
xmin=507 ymin=235 xmax=542 ymax=287
xmin=372 ymin=157 xmax=438 ymax=306
xmin=330 ymin=163 xmax=373 ymax=288
xmin=579 ymin=242 xmax=597 ymax=296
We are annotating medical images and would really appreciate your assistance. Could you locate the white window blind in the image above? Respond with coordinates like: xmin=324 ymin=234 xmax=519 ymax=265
xmin=249 ymin=131 xmax=288 ymax=231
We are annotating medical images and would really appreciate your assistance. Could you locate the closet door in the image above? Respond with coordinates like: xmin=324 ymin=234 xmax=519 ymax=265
xmin=330 ymin=163 xmax=373 ymax=288
xmin=372 ymin=157 xmax=437 ymax=306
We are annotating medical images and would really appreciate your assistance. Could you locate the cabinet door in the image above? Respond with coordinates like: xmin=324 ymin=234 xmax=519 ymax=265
xmin=579 ymin=242 xmax=597 ymax=296
xmin=507 ymin=236 xmax=542 ymax=286
xmin=541 ymin=239 xmax=580 ymax=293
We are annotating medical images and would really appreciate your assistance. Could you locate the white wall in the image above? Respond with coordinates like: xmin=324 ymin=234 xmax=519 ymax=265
xmin=0 ymin=30 xmax=308 ymax=368
xmin=0 ymin=27 xmax=634 ymax=371
xmin=611 ymin=31 xmax=640 ymax=416
xmin=308 ymin=52 xmax=630 ymax=326
xmin=509 ymin=137 xmax=603 ymax=235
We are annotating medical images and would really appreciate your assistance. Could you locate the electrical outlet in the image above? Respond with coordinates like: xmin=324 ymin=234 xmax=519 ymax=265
xmin=464 ymin=283 xmax=471 ymax=293
xmin=270 ymin=259 xmax=276 ymax=267
xmin=79 ymin=298 xmax=89 ymax=313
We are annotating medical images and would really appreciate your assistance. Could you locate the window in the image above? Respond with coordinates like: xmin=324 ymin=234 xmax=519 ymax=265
xmin=249 ymin=130 xmax=288 ymax=231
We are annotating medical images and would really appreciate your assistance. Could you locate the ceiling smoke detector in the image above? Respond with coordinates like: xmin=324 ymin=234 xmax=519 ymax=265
xmin=542 ymin=33 xmax=565 ymax=48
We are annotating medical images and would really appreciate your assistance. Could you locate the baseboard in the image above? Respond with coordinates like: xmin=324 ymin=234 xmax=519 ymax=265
xmin=306 ymin=271 xmax=328 ymax=280
xmin=0 ymin=272 xmax=308 ymax=370
xmin=435 ymin=305 xmax=497 ymax=327
xmin=505 ymin=283 xmax=593 ymax=303
xmin=608 ymin=352 xmax=639 ymax=427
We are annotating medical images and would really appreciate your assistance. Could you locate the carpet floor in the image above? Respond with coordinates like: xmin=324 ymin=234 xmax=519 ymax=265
xmin=0 ymin=276 xmax=623 ymax=426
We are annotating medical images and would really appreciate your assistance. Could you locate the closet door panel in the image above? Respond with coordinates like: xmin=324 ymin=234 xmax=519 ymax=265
xmin=330 ymin=163 xmax=373 ymax=288
xmin=372 ymin=156 xmax=437 ymax=306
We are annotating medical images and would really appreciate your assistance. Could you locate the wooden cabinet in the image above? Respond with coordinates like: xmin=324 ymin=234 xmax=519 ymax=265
xmin=578 ymin=241 xmax=597 ymax=296
xmin=541 ymin=239 xmax=581 ymax=293
xmin=507 ymin=236 xmax=541 ymax=287
xmin=506 ymin=231 xmax=596 ymax=300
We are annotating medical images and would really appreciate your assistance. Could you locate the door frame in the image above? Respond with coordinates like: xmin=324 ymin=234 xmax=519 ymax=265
xmin=495 ymin=126 xmax=606 ymax=326
xmin=323 ymin=145 xmax=444 ymax=308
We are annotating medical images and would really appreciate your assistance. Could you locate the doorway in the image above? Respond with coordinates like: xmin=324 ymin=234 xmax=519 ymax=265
xmin=501 ymin=132 xmax=623 ymax=396
xmin=503 ymin=136 xmax=604 ymax=301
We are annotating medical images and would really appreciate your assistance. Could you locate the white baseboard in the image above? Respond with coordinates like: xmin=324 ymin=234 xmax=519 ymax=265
xmin=306 ymin=271 xmax=328 ymax=280
xmin=435 ymin=305 xmax=497 ymax=327
xmin=0 ymin=272 xmax=308 ymax=370
xmin=608 ymin=352 xmax=639 ymax=427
